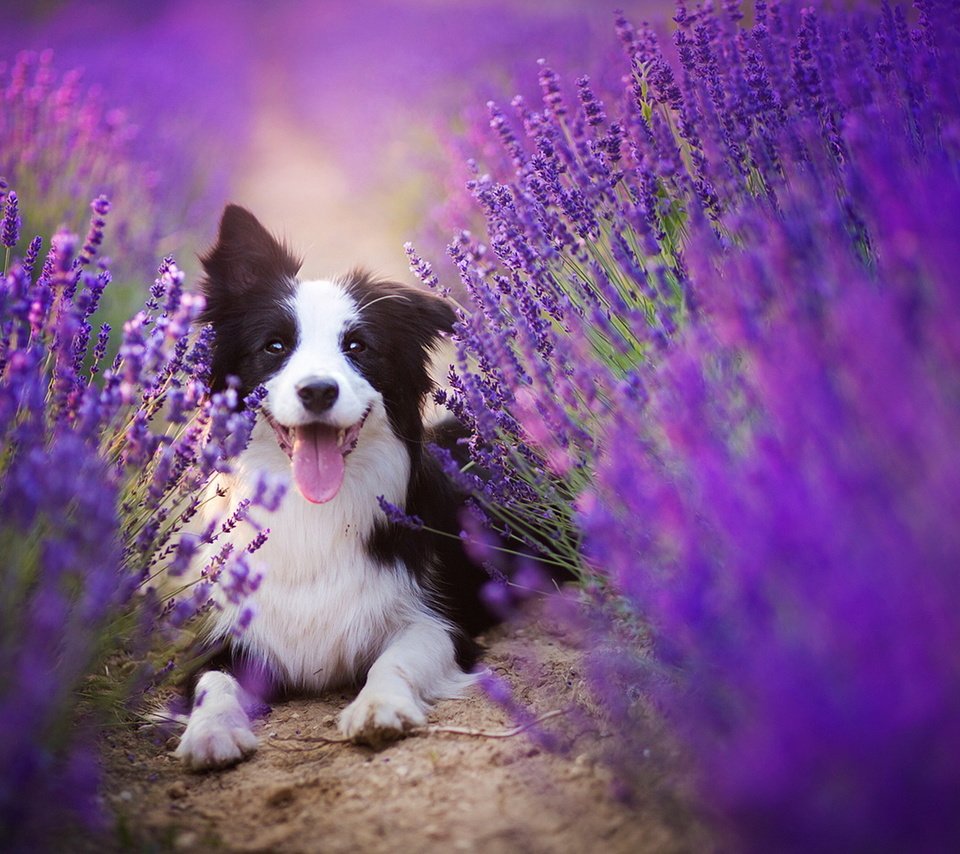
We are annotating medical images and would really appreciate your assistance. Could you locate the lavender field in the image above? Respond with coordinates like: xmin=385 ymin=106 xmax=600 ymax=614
xmin=2 ymin=1 xmax=959 ymax=851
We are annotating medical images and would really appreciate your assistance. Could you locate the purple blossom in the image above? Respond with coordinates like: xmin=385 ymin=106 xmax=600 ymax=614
xmin=220 ymin=554 xmax=263 ymax=606
xmin=403 ymin=241 xmax=447 ymax=297
xmin=0 ymin=429 xmax=122 ymax=843
xmin=420 ymin=1 xmax=960 ymax=849
xmin=251 ymin=472 xmax=287 ymax=514
xmin=20 ymin=234 xmax=43 ymax=278
xmin=581 ymin=149 xmax=960 ymax=849
xmin=377 ymin=495 xmax=425 ymax=531
xmin=77 ymin=195 xmax=110 ymax=268
xmin=1 ymin=190 xmax=21 ymax=249
xmin=1 ymin=192 xmax=270 ymax=845
xmin=0 ymin=53 xmax=166 ymax=280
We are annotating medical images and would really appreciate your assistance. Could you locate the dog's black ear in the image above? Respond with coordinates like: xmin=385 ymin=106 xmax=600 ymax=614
xmin=404 ymin=285 xmax=457 ymax=349
xmin=199 ymin=205 xmax=301 ymax=303
xmin=346 ymin=271 xmax=457 ymax=351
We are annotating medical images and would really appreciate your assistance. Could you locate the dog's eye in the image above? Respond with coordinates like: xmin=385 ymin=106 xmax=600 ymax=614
xmin=264 ymin=339 xmax=286 ymax=355
xmin=344 ymin=337 xmax=367 ymax=356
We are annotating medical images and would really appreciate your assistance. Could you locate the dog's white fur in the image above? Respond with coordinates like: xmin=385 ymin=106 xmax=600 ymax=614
xmin=175 ymin=279 xmax=475 ymax=771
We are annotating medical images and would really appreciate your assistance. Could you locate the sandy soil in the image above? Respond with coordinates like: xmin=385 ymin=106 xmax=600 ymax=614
xmin=90 ymin=612 xmax=705 ymax=854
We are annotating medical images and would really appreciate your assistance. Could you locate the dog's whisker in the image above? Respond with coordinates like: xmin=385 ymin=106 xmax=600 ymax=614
xmin=358 ymin=293 xmax=412 ymax=314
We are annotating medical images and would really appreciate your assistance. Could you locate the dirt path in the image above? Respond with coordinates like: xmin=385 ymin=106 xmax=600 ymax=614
xmin=94 ymin=615 xmax=703 ymax=853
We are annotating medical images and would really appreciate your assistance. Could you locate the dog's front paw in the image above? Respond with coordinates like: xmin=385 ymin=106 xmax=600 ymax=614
xmin=338 ymin=690 xmax=426 ymax=748
xmin=175 ymin=716 xmax=258 ymax=771
xmin=174 ymin=671 xmax=258 ymax=771
xmin=175 ymin=714 xmax=258 ymax=771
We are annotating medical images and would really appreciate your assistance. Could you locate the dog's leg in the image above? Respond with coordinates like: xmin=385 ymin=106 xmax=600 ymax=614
xmin=174 ymin=671 xmax=258 ymax=770
xmin=338 ymin=614 xmax=476 ymax=746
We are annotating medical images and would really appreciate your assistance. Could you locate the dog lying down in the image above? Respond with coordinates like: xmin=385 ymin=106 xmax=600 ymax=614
xmin=173 ymin=205 xmax=499 ymax=770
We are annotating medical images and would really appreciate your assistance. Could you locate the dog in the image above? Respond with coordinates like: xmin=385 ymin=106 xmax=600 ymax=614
xmin=173 ymin=205 xmax=496 ymax=770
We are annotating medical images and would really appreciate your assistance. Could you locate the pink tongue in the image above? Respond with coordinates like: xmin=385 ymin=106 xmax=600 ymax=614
xmin=292 ymin=424 xmax=345 ymax=504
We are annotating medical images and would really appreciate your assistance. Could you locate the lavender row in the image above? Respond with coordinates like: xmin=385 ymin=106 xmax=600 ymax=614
xmin=0 ymin=193 xmax=278 ymax=846
xmin=414 ymin=1 xmax=960 ymax=849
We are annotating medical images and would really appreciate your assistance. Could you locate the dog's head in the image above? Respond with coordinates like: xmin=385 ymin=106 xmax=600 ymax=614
xmin=199 ymin=205 xmax=455 ymax=503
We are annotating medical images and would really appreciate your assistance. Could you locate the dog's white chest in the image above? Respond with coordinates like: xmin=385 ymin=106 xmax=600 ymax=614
xmin=250 ymin=552 xmax=418 ymax=689
xmin=206 ymin=425 xmax=420 ymax=690
xmin=212 ymin=508 xmax=422 ymax=690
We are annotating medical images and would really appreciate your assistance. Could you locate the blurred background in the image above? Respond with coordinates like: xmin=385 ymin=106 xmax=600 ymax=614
xmin=2 ymin=0 xmax=676 ymax=286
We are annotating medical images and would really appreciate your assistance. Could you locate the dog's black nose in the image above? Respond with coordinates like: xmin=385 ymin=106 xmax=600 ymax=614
xmin=297 ymin=379 xmax=339 ymax=413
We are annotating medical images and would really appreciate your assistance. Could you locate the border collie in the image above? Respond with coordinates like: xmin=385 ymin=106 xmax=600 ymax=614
xmin=174 ymin=205 xmax=495 ymax=770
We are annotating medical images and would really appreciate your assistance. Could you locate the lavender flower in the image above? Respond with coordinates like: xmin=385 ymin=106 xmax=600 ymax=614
xmin=0 ymin=53 xmax=163 ymax=284
xmin=78 ymin=194 xmax=110 ymax=268
xmin=423 ymin=1 xmax=960 ymax=849
xmin=377 ymin=495 xmax=425 ymax=531
xmin=1 ymin=189 xmax=21 ymax=249
xmin=0 ymin=425 xmax=122 ymax=843
xmin=580 ymin=146 xmax=960 ymax=849
xmin=0 ymin=193 xmax=271 ymax=846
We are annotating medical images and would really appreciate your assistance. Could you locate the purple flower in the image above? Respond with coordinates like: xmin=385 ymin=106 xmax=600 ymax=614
xmin=1 ymin=190 xmax=21 ymax=249
xmin=221 ymin=554 xmax=263 ymax=606
xmin=417 ymin=1 xmax=960 ymax=850
xmin=1 ymin=191 xmax=271 ymax=846
xmin=403 ymin=241 xmax=447 ymax=297
xmin=77 ymin=195 xmax=110 ymax=268
xmin=377 ymin=495 xmax=425 ymax=531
